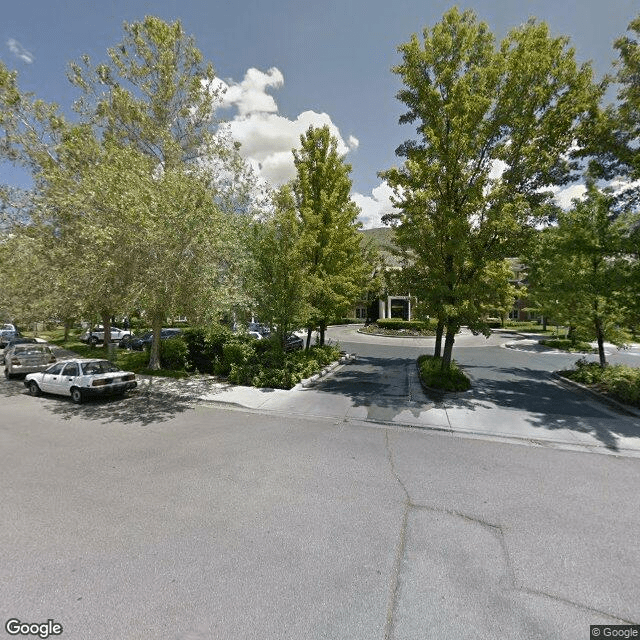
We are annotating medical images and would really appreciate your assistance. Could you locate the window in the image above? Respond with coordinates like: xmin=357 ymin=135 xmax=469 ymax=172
xmin=62 ymin=363 xmax=79 ymax=377
xmin=46 ymin=363 xmax=65 ymax=375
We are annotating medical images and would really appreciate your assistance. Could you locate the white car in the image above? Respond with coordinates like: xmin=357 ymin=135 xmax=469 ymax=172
xmin=80 ymin=326 xmax=131 ymax=346
xmin=24 ymin=358 xmax=137 ymax=404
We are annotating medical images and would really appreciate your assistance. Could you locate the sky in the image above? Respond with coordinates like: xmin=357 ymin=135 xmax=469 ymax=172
xmin=1 ymin=0 xmax=638 ymax=228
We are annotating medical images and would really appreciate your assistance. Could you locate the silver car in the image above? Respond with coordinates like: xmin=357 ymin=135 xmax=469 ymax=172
xmin=0 ymin=323 xmax=19 ymax=348
xmin=4 ymin=344 xmax=56 ymax=378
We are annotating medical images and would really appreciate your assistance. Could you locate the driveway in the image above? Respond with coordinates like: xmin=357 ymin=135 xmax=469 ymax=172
xmin=262 ymin=325 xmax=640 ymax=456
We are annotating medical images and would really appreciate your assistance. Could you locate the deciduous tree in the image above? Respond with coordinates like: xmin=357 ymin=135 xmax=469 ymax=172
xmin=382 ymin=8 xmax=596 ymax=369
xmin=292 ymin=125 xmax=369 ymax=347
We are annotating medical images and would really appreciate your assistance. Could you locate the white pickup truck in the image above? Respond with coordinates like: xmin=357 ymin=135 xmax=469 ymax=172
xmin=80 ymin=326 xmax=132 ymax=346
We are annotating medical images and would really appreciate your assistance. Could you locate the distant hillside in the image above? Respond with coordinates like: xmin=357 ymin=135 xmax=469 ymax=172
xmin=360 ymin=226 xmax=394 ymax=250
xmin=360 ymin=226 xmax=400 ymax=267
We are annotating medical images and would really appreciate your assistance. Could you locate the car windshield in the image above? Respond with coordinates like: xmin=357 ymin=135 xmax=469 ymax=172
xmin=81 ymin=360 xmax=122 ymax=375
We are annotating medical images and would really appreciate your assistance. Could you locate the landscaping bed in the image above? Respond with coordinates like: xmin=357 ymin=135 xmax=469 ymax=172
xmin=361 ymin=319 xmax=436 ymax=337
xmin=417 ymin=354 xmax=471 ymax=392
xmin=42 ymin=326 xmax=342 ymax=390
xmin=559 ymin=359 xmax=640 ymax=409
xmin=538 ymin=338 xmax=596 ymax=353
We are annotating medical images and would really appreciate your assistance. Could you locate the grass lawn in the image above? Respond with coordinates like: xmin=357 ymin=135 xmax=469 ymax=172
xmin=35 ymin=330 xmax=190 ymax=378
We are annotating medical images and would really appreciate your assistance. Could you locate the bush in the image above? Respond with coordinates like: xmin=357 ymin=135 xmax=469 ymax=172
xmin=539 ymin=338 xmax=595 ymax=353
xmin=378 ymin=318 xmax=433 ymax=331
xmin=160 ymin=336 xmax=189 ymax=370
xmin=560 ymin=359 xmax=640 ymax=408
xmin=417 ymin=354 xmax=471 ymax=392
xmin=221 ymin=339 xmax=256 ymax=375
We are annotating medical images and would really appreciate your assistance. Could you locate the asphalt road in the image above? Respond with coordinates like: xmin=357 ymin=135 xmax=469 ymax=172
xmin=1 ymin=329 xmax=639 ymax=639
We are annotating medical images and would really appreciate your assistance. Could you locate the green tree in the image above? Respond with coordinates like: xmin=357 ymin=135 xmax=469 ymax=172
xmin=527 ymin=183 xmax=629 ymax=366
xmin=382 ymin=8 xmax=596 ymax=369
xmin=582 ymin=15 xmax=640 ymax=207
xmin=292 ymin=125 xmax=369 ymax=347
xmin=68 ymin=17 xmax=250 ymax=367
xmin=249 ymin=185 xmax=310 ymax=348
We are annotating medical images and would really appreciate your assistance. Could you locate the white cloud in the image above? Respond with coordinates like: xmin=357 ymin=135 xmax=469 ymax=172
xmin=219 ymin=67 xmax=284 ymax=116
xmin=6 ymin=39 xmax=34 ymax=64
xmin=551 ymin=184 xmax=587 ymax=209
xmin=215 ymin=67 xmax=357 ymax=187
xmin=352 ymin=182 xmax=396 ymax=229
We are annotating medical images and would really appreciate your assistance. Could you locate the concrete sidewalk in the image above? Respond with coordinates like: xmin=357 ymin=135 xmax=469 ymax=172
xmin=134 ymin=356 xmax=640 ymax=459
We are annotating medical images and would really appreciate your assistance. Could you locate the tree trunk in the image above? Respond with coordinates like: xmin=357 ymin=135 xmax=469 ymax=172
xmin=542 ymin=316 xmax=547 ymax=332
xmin=305 ymin=327 xmax=313 ymax=351
xmin=441 ymin=320 xmax=458 ymax=371
xmin=434 ymin=318 xmax=444 ymax=358
xmin=148 ymin=313 xmax=164 ymax=370
xmin=101 ymin=312 xmax=111 ymax=353
xmin=63 ymin=318 xmax=72 ymax=342
xmin=595 ymin=317 xmax=607 ymax=368
xmin=319 ymin=322 xmax=326 ymax=347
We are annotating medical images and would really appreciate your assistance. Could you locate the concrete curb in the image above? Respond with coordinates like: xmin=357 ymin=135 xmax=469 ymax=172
xmin=357 ymin=328 xmax=436 ymax=339
xmin=132 ymin=354 xmax=357 ymax=400
xmin=552 ymin=372 xmax=640 ymax=419
xmin=298 ymin=353 xmax=356 ymax=389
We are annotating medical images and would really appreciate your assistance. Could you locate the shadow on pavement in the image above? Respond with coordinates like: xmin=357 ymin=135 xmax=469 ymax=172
xmin=444 ymin=365 xmax=638 ymax=451
xmin=43 ymin=390 xmax=196 ymax=427
xmin=313 ymin=355 xmax=639 ymax=452
xmin=314 ymin=355 xmax=446 ymax=424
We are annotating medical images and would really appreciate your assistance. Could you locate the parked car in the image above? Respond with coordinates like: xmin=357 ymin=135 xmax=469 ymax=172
xmin=80 ymin=326 xmax=131 ymax=346
xmin=4 ymin=344 xmax=56 ymax=378
xmin=0 ymin=337 xmax=38 ymax=365
xmin=119 ymin=328 xmax=183 ymax=350
xmin=0 ymin=324 xmax=20 ymax=348
xmin=284 ymin=333 xmax=304 ymax=351
xmin=248 ymin=322 xmax=271 ymax=337
xmin=24 ymin=358 xmax=137 ymax=403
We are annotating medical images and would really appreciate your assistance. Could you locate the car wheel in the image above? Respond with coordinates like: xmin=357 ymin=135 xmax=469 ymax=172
xmin=71 ymin=387 xmax=84 ymax=404
xmin=89 ymin=337 xmax=99 ymax=347
xmin=4 ymin=367 xmax=12 ymax=379
xmin=28 ymin=381 xmax=41 ymax=396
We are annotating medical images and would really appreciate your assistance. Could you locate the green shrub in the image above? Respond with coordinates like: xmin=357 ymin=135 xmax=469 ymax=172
xmin=160 ymin=336 xmax=189 ymax=370
xmin=539 ymin=338 xmax=595 ymax=353
xmin=374 ymin=319 xmax=438 ymax=334
xmin=221 ymin=339 xmax=255 ymax=375
xmin=561 ymin=359 xmax=640 ymax=408
xmin=417 ymin=355 xmax=471 ymax=392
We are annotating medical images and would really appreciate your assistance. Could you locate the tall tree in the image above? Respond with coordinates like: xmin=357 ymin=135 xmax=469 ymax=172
xmin=382 ymin=8 xmax=596 ymax=369
xmin=583 ymin=15 xmax=640 ymax=207
xmin=249 ymin=185 xmax=310 ymax=348
xmin=527 ymin=183 xmax=629 ymax=366
xmin=68 ymin=16 xmax=250 ymax=367
xmin=292 ymin=125 xmax=369 ymax=347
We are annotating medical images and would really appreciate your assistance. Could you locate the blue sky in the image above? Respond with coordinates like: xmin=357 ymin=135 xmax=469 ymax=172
xmin=2 ymin=0 xmax=638 ymax=227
